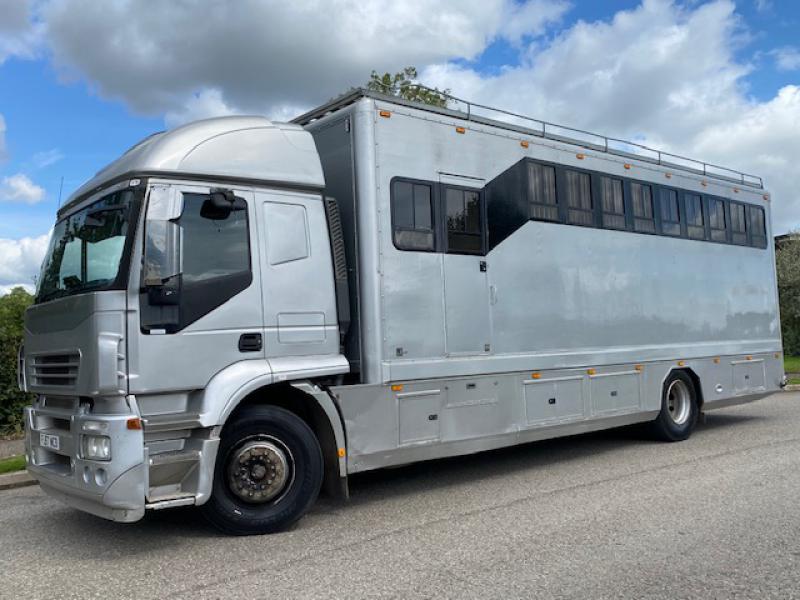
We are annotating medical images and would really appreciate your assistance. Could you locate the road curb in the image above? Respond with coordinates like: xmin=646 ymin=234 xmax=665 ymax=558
xmin=0 ymin=470 xmax=36 ymax=491
xmin=785 ymin=385 xmax=800 ymax=392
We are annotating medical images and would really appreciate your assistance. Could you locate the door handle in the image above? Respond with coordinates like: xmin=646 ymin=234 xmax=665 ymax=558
xmin=238 ymin=333 xmax=263 ymax=352
xmin=489 ymin=285 xmax=498 ymax=305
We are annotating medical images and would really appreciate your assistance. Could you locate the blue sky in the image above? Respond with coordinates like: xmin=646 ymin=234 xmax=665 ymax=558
xmin=0 ymin=0 xmax=799 ymax=292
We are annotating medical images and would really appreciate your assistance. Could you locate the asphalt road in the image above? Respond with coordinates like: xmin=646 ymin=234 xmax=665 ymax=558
xmin=3 ymin=393 xmax=800 ymax=600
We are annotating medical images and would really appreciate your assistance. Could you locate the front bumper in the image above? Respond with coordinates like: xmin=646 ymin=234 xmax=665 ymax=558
xmin=24 ymin=398 xmax=146 ymax=523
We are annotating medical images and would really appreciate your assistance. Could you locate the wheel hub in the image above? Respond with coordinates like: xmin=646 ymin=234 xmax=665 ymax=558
xmin=666 ymin=379 xmax=691 ymax=426
xmin=227 ymin=440 xmax=290 ymax=504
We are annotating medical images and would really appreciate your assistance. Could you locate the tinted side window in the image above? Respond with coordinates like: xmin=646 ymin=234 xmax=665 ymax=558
xmin=659 ymin=189 xmax=680 ymax=236
xmin=600 ymin=177 xmax=625 ymax=230
xmin=565 ymin=170 xmax=593 ymax=226
xmin=178 ymin=192 xmax=252 ymax=329
xmin=528 ymin=162 xmax=558 ymax=222
xmin=685 ymin=193 xmax=704 ymax=240
xmin=392 ymin=180 xmax=434 ymax=251
xmin=730 ymin=202 xmax=747 ymax=244
xmin=631 ymin=182 xmax=655 ymax=233
xmin=708 ymin=198 xmax=727 ymax=242
xmin=748 ymin=205 xmax=766 ymax=248
xmin=182 ymin=194 xmax=250 ymax=282
xmin=445 ymin=187 xmax=483 ymax=254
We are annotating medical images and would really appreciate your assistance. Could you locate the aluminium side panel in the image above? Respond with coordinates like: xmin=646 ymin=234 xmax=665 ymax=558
xmin=370 ymin=99 xmax=781 ymax=383
xmin=326 ymin=95 xmax=780 ymax=476
xmin=333 ymin=351 xmax=778 ymax=475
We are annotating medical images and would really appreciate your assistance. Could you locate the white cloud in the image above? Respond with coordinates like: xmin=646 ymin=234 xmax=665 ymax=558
xmin=755 ymin=0 xmax=772 ymax=13
xmin=40 ymin=0 xmax=560 ymax=119
xmin=0 ymin=233 xmax=50 ymax=291
xmin=771 ymin=46 xmax=800 ymax=72
xmin=0 ymin=0 xmax=43 ymax=63
xmin=31 ymin=148 xmax=64 ymax=169
xmin=501 ymin=0 xmax=571 ymax=43
xmin=0 ymin=173 xmax=46 ymax=204
xmin=164 ymin=88 xmax=239 ymax=128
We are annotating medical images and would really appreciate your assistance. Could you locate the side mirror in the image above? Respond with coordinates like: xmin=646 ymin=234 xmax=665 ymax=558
xmin=201 ymin=190 xmax=237 ymax=220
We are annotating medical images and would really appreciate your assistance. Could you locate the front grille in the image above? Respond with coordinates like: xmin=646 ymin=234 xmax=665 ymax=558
xmin=31 ymin=353 xmax=80 ymax=387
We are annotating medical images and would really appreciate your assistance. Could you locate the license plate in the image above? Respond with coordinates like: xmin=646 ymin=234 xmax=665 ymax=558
xmin=39 ymin=433 xmax=60 ymax=451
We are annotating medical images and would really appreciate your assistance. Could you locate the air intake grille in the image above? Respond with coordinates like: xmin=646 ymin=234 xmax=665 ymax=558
xmin=324 ymin=196 xmax=348 ymax=281
xmin=31 ymin=353 xmax=80 ymax=387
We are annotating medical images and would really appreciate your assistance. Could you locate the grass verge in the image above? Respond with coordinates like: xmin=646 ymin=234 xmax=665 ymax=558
xmin=0 ymin=455 xmax=26 ymax=475
xmin=785 ymin=356 xmax=800 ymax=374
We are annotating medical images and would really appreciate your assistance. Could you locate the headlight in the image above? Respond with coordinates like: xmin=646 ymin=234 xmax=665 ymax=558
xmin=81 ymin=435 xmax=111 ymax=461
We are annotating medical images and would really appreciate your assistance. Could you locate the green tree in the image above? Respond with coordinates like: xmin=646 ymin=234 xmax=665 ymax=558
xmin=776 ymin=236 xmax=800 ymax=356
xmin=366 ymin=67 xmax=450 ymax=108
xmin=0 ymin=287 xmax=33 ymax=435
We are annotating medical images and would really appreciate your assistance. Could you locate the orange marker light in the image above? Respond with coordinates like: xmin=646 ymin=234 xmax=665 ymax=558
xmin=576 ymin=153 xmax=585 ymax=160
xmin=337 ymin=448 xmax=346 ymax=458
xmin=623 ymin=163 xmax=631 ymax=170
xmin=745 ymin=355 xmax=752 ymax=360
xmin=763 ymin=194 xmax=770 ymax=201
xmin=455 ymin=126 xmax=466 ymax=134
xmin=713 ymin=357 xmax=720 ymax=364
xmin=677 ymin=360 xmax=685 ymax=367
xmin=733 ymin=187 xmax=740 ymax=193
xmin=587 ymin=368 xmax=596 ymax=375
xmin=391 ymin=384 xmax=403 ymax=392
xmin=634 ymin=364 xmax=643 ymax=372
xmin=379 ymin=110 xmax=391 ymax=118
xmin=531 ymin=372 xmax=541 ymax=379
xmin=520 ymin=140 xmax=530 ymax=148
xmin=701 ymin=180 xmax=708 ymax=187
xmin=665 ymin=172 xmax=672 ymax=179
xmin=126 ymin=418 xmax=143 ymax=430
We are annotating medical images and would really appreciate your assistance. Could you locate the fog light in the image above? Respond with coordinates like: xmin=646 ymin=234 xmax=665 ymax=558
xmin=81 ymin=435 xmax=111 ymax=461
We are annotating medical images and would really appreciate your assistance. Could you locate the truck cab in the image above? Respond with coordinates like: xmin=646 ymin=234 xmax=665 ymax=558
xmin=21 ymin=117 xmax=350 ymax=532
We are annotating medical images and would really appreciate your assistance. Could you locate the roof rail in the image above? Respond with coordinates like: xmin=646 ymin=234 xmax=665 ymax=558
xmin=293 ymin=84 xmax=764 ymax=190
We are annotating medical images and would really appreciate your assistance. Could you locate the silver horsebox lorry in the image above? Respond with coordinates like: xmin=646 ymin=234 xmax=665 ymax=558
xmin=20 ymin=89 xmax=783 ymax=534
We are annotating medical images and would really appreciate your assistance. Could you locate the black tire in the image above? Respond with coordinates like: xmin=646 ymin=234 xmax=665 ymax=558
xmin=650 ymin=370 xmax=699 ymax=442
xmin=201 ymin=405 xmax=323 ymax=535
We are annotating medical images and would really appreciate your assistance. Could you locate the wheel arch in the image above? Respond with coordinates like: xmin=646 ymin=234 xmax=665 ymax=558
xmin=663 ymin=367 xmax=704 ymax=411
xmin=226 ymin=381 xmax=349 ymax=500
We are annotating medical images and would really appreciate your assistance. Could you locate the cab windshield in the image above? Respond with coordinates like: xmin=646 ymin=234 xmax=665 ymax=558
xmin=35 ymin=189 xmax=137 ymax=304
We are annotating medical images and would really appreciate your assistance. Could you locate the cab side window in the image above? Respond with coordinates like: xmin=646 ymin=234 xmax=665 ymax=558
xmin=178 ymin=193 xmax=252 ymax=328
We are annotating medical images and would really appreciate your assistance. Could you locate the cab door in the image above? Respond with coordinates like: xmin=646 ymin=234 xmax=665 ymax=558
xmin=129 ymin=182 xmax=264 ymax=395
xmin=439 ymin=177 xmax=492 ymax=356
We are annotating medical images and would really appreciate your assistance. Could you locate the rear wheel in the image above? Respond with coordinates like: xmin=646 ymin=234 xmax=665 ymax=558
xmin=650 ymin=370 xmax=698 ymax=442
xmin=201 ymin=405 xmax=323 ymax=535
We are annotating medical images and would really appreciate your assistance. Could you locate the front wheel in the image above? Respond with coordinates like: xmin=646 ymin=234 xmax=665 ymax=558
xmin=201 ymin=405 xmax=323 ymax=535
xmin=650 ymin=370 xmax=699 ymax=442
